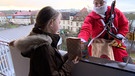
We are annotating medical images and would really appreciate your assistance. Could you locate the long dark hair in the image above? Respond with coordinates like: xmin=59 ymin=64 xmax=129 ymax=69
xmin=32 ymin=6 xmax=60 ymax=34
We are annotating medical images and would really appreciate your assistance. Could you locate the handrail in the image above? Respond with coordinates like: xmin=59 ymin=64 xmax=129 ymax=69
xmin=0 ymin=40 xmax=9 ymax=46
xmin=0 ymin=72 xmax=6 ymax=76
xmin=0 ymin=40 xmax=15 ymax=76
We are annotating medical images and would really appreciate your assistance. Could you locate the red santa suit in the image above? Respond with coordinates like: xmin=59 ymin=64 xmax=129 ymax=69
xmin=78 ymin=6 xmax=129 ymax=62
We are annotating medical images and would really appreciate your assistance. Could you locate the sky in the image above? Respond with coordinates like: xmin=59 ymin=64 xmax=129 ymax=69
xmin=0 ymin=0 xmax=135 ymax=12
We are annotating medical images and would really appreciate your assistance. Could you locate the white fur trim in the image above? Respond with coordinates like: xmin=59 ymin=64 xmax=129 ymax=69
xmin=13 ymin=34 xmax=52 ymax=53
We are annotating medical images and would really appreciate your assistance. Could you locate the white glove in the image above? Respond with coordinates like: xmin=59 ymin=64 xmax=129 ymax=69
xmin=116 ymin=34 xmax=125 ymax=39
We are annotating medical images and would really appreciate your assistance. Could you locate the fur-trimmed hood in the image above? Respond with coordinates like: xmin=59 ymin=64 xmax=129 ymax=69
xmin=10 ymin=34 xmax=53 ymax=54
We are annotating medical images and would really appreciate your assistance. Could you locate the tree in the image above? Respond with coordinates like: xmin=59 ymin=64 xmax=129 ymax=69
xmin=125 ymin=12 xmax=135 ymax=31
xmin=30 ymin=15 xmax=34 ymax=25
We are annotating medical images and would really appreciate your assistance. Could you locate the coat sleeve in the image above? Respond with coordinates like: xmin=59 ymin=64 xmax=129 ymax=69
xmin=30 ymin=43 xmax=74 ymax=76
xmin=78 ymin=15 xmax=93 ymax=41
xmin=116 ymin=8 xmax=129 ymax=36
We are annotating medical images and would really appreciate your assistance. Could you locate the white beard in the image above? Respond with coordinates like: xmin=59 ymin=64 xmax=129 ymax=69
xmin=93 ymin=4 xmax=108 ymax=17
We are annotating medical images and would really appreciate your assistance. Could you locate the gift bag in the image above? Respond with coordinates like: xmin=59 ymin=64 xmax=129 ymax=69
xmin=91 ymin=38 xmax=115 ymax=60
xmin=66 ymin=37 xmax=82 ymax=60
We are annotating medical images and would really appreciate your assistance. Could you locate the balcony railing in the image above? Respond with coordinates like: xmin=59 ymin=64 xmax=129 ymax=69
xmin=0 ymin=40 xmax=15 ymax=76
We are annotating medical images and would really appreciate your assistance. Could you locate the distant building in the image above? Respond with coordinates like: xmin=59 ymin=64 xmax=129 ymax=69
xmin=0 ymin=8 xmax=90 ymax=33
xmin=0 ymin=12 xmax=7 ymax=25
xmin=61 ymin=12 xmax=72 ymax=30
xmin=60 ymin=7 xmax=90 ymax=33
xmin=11 ymin=10 xmax=38 ymax=25
xmin=72 ymin=7 xmax=90 ymax=32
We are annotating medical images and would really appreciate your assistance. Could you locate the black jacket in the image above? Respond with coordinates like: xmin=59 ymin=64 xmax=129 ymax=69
xmin=10 ymin=32 xmax=74 ymax=76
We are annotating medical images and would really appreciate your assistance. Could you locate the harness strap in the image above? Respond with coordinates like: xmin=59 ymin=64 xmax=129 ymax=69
xmin=88 ymin=19 xmax=107 ymax=47
xmin=88 ymin=19 xmax=117 ymax=47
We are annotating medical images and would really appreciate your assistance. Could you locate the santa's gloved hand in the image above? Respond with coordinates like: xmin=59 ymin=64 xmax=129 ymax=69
xmin=116 ymin=34 xmax=125 ymax=39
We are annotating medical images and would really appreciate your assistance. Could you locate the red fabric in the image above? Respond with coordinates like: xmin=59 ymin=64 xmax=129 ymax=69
xmin=78 ymin=6 xmax=129 ymax=62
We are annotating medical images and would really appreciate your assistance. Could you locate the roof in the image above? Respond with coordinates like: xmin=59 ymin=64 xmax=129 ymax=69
xmin=13 ymin=10 xmax=38 ymax=16
xmin=73 ymin=7 xmax=89 ymax=21
xmin=61 ymin=12 xmax=70 ymax=20
xmin=0 ymin=12 xmax=6 ymax=16
xmin=0 ymin=25 xmax=33 ymax=42
xmin=31 ymin=11 xmax=38 ymax=15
